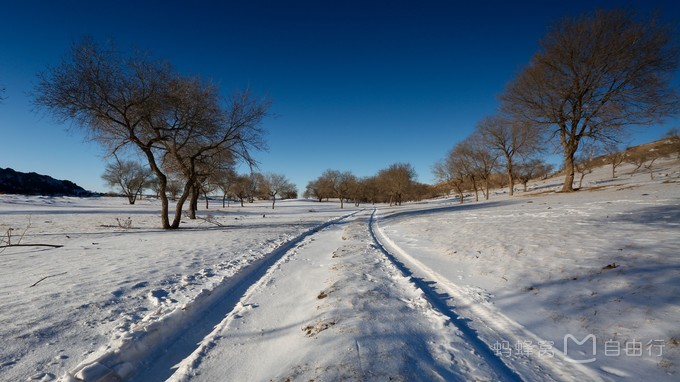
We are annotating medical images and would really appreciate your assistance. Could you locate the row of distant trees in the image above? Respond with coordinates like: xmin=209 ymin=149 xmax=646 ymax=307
xmin=436 ymin=9 xmax=678 ymax=198
xmin=433 ymin=124 xmax=680 ymax=204
xmin=101 ymin=159 xmax=297 ymax=210
xmin=304 ymin=163 xmax=435 ymax=208
xmin=433 ymin=115 xmax=553 ymax=203
xmin=571 ymin=129 xmax=680 ymax=186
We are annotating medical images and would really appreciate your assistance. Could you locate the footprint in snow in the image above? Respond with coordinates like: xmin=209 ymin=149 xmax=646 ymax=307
xmin=148 ymin=289 xmax=176 ymax=305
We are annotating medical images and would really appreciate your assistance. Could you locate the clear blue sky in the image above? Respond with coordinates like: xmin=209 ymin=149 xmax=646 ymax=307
xmin=1 ymin=0 xmax=678 ymax=194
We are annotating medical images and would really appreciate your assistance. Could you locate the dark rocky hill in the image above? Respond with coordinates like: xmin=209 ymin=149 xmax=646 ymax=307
xmin=0 ymin=167 xmax=91 ymax=196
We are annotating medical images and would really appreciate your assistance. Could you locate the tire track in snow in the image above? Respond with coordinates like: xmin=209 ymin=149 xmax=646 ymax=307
xmin=367 ymin=209 xmax=523 ymax=382
xmin=59 ymin=211 xmax=360 ymax=382
xmin=369 ymin=209 xmax=604 ymax=382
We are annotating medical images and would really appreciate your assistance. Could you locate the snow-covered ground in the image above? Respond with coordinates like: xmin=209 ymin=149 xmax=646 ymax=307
xmin=378 ymin=159 xmax=680 ymax=381
xmin=0 ymin=158 xmax=678 ymax=381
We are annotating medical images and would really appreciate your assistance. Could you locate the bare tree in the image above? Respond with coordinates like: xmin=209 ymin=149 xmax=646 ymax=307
xmin=362 ymin=176 xmax=381 ymax=205
xmin=573 ymin=143 xmax=600 ymax=189
xmin=349 ymin=177 xmax=365 ymax=207
xmin=604 ymin=144 xmax=627 ymax=178
xmin=434 ymin=155 xmax=468 ymax=204
xmin=165 ymin=177 xmax=183 ymax=200
xmin=186 ymin=151 xmax=235 ymax=216
xmin=281 ymin=187 xmax=298 ymax=200
xmin=377 ymin=163 xmax=417 ymax=206
xmin=319 ymin=170 xmax=355 ymax=208
xmin=514 ymin=158 xmax=554 ymax=192
xmin=450 ymin=140 xmax=481 ymax=201
xmin=627 ymin=148 xmax=661 ymax=180
xmin=102 ymin=159 xmax=152 ymax=204
xmin=574 ymin=156 xmax=596 ymax=189
xmin=304 ymin=177 xmax=334 ymax=202
xmin=464 ymin=132 xmax=499 ymax=200
xmin=643 ymin=151 xmax=660 ymax=180
xmin=476 ymin=114 xmax=542 ymax=196
xmin=260 ymin=173 xmax=296 ymax=209
xmin=490 ymin=172 xmax=508 ymax=190
xmin=501 ymin=9 xmax=679 ymax=192
xmin=248 ymin=172 xmax=266 ymax=202
xmin=34 ymin=39 xmax=269 ymax=229
xmin=232 ymin=174 xmax=253 ymax=207
xmin=211 ymin=166 xmax=237 ymax=208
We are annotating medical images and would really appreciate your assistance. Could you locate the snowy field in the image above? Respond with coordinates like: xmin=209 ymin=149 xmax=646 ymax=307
xmin=0 ymin=158 xmax=678 ymax=381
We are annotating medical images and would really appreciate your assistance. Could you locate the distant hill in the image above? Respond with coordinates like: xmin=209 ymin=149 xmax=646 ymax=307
xmin=0 ymin=167 xmax=91 ymax=196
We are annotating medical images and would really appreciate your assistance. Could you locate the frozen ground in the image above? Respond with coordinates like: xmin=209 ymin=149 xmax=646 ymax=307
xmin=0 ymin=158 xmax=678 ymax=381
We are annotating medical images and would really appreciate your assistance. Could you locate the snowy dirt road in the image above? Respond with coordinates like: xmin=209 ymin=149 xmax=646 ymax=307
xmin=160 ymin=210 xmax=595 ymax=382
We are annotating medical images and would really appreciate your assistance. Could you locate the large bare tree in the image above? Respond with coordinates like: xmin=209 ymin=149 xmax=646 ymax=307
xmin=34 ymin=39 xmax=269 ymax=228
xmin=501 ymin=9 xmax=679 ymax=192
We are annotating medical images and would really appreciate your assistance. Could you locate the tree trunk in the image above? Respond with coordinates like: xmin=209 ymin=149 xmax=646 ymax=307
xmin=646 ymin=158 xmax=657 ymax=180
xmin=189 ymin=186 xmax=199 ymax=219
xmin=171 ymin=183 xmax=192 ymax=229
xmin=561 ymin=142 xmax=577 ymax=192
xmin=484 ymin=179 xmax=490 ymax=200
xmin=506 ymin=157 xmax=514 ymax=196
xmin=160 ymin=192 xmax=170 ymax=229
xmin=141 ymin=149 xmax=171 ymax=229
xmin=523 ymin=182 xmax=528 ymax=192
